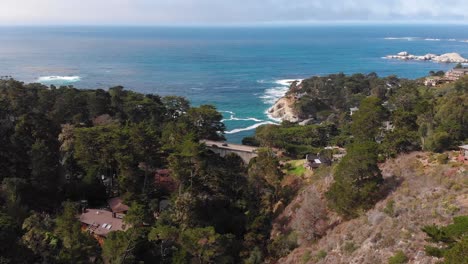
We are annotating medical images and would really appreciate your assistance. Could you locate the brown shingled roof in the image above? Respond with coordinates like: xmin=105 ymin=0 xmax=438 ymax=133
xmin=107 ymin=197 xmax=129 ymax=213
xmin=79 ymin=209 xmax=127 ymax=237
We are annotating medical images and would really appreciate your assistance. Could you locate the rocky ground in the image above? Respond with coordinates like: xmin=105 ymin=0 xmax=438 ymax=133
xmin=273 ymin=151 xmax=467 ymax=264
xmin=267 ymin=96 xmax=299 ymax=122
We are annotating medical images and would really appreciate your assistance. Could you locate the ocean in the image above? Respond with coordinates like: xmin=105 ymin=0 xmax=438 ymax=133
xmin=0 ymin=25 xmax=467 ymax=142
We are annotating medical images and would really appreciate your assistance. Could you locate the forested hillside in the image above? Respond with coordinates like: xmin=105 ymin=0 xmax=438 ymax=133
xmin=0 ymin=73 xmax=466 ymax=264
xmin=0 ymin=79 xmax=289 ymax=263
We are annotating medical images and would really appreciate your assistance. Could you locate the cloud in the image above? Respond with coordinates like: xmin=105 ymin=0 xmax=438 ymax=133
xmin=0 ymin=0 xmax=467 ymax=25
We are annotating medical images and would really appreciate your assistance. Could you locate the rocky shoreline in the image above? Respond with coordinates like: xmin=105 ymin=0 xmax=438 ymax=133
xmin=267 ymin=96 xmax=299 ymax=122
xmin=385 ymin=51 xmax=468 ymax=63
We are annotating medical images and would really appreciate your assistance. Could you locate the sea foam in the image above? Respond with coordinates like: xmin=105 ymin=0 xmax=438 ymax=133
xmin=37 ymin=76 xmax=81 ymax=83
xmin=384 ymin=37 xmax=418 ymax=41
xmin=259 ymin=79 xmax=303 ymax=105
xmin=225 ymin=121 xmax=277 ymax=134
xmin=259 ymin=86 xmax=289 ymax=105
xmin=220 ymin=110 xmax=263 ymax=122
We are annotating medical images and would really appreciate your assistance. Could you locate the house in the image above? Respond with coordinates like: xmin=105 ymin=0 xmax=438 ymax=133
xmin=350 ymin=107 xmax=359 ymax=116
xmin=305 ymin=154 xmax=331 ymax=170
xmin=78 ymin=197 xmax=130 ymax=239
xmin=424 ymin=76 xmax=450 ymax=87
xmin=445 ymin=67 xmax=468 ymax=81
xmin=324 ymin=146 xmax=347 ymax=162
xmin=107 ymin=197 xmax=129 ymax=219
xmin=79 ymin=209 xmax=128 ymax=238
xmin=458 ymin=145 xmax=468 ymax=164
xmin=382 ymin=121 xmax=395 ymax=132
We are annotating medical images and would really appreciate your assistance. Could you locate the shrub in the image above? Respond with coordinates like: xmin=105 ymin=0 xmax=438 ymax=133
xmin=301 ymin=250 xmax=312 ymax=264
xmin=388 ymin=250 xmax=408 ymax=264
xmin=383 ymin=200 xmax=395 ymax=217
xmin=315 ymin=250 xmax=327 ymax=260
xmin=436 ymin=153 xmax=449 ymax=164
xmin=425 ymin=132 xmax=451 ymax=153
xmin=268 ymin=232 xmax=298 ymax=259
xmin=342 ymin=241 xmax=358 ymax=254
xmin=422 ymin=216 xmax=468 ymax=264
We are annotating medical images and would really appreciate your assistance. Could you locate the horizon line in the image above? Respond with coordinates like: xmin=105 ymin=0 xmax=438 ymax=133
xmin=1 ymin=20 xmax=468 ymax=27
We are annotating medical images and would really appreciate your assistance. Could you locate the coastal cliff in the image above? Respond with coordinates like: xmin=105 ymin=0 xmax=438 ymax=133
xmin=267 ymin=95 xmax=300 ymax=122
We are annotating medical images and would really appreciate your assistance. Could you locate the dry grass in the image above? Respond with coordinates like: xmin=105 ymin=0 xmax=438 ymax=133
xmin=275 ymin=151 xmax=468 ymax=264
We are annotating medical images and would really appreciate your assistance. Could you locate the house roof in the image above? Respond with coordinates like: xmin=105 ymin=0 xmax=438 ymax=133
xmin=79 ymin=209 xmax=127 ymax=237
xmin=453 ymin=68 xmax=468 ymax=73
xmin=306 ymin=154 xmax=319 ymax=161
xmin=107 ymin=197 xmax=129 ymax=213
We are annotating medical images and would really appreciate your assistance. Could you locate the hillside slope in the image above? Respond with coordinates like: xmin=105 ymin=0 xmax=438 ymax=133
xmin=274 ymin=152 xmax=467 ymax=264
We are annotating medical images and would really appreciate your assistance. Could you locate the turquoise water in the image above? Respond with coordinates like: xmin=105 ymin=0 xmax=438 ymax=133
xmin=1 ymin=25 xmax=467 ymax=142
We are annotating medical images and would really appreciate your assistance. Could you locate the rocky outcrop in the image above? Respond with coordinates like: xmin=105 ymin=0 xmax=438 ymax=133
xmin=386 ymin=51 xmax=468 ymax=63
xmin=267 ymin=96 xmax=300 ymax=122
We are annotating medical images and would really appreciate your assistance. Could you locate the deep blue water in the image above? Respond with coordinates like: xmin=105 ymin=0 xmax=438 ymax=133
xmin=0 ymin=25 xmax=467 ymax=142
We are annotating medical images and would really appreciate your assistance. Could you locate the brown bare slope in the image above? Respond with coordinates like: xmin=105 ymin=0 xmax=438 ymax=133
xmin=274 ymin=152 xmax=467 ymax=264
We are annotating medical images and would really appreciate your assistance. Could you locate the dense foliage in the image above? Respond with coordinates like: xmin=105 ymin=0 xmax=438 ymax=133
xmin=422 ymin=216 xmax=468 ymax=264
xmin=254 ymin=74 xmax=467 ymax=157
xmin=252 ymin=73 xmax=467 ymax=219
xmin=0 ymin=71 xmax=466 ymax=263
xmin=0 ymin=79 xmax=292 ymax=263
xmin=325 ymin=141 xmax=383 ymax=218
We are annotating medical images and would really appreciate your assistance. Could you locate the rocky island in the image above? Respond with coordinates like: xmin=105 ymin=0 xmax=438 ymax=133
xmin=386 ymin=51 xmax=468 ymax=63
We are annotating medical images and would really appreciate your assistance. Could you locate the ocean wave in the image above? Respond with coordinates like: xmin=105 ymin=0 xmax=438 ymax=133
xmin=37 ymin=76 xmax=81 ymax=83
xmin=384 ymin=37 xmax=461 ymax=42
xmin=274 ymin=79 xmax=303 ymax=86
xmin=220 ymin=110 xmax=235 ymax=115
xmin=225 ymin=121 xmax=277 ymax=134
xmin=384 ymin=37 xmax=418 ymax=41
xmin=259 ymin=86 xmax=289 ymax=105
xmin=259 ymin=78 xmax=303 ymax=105
xmin=221 ymin=110 xmax=264 ymax=122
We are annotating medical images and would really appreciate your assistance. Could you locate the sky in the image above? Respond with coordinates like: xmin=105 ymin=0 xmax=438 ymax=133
xmin=1 ymin=0 xmax=467 ymax=25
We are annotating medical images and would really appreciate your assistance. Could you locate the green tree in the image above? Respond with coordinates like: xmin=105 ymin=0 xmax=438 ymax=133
xmin=21 ymin=213 xmax=59 ymax=263
xmin=351 ymin=97 xmax=386 ymax=141
xmin=187 ymin=105 xmax=225 ymax=140
xmin=434 ymin=92 xmax=467 ymax=145
xmin=248 ymin=148 xmax=283 ymax=200
xmin=162 ymin=96 xmax=190 ymax=120
xmin=422 ymin=215 xmax=468 ymax=264
xmin=326 ymin=141 xmax=383 ymax=218
xmin=102 ymin=230 xmax=134 ymax=264
xmin=124 ymin=201 xmax=151 ymax=226
xmin=179 ymin=227 xmax=233 ymax=264
xmin=54 ymin=202 xmax=100 ymax=263
xmin=0 ymin=211 xmax=33 ymax=263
